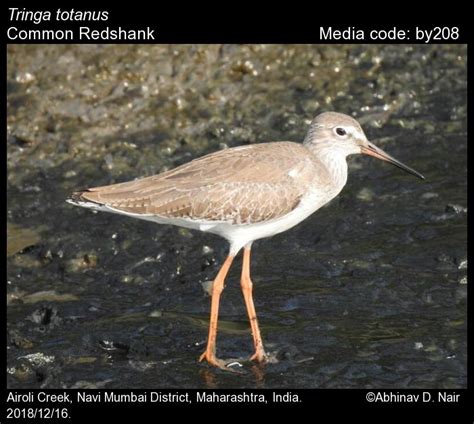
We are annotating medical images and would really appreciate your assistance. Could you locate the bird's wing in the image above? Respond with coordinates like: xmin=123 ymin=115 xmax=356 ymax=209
xmin=73 ymin=142 xmax=327 ymax=224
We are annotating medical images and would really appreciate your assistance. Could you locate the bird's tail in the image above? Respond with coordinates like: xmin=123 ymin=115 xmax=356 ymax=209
xmin=66 ymin=190 xmax=104 ymax=211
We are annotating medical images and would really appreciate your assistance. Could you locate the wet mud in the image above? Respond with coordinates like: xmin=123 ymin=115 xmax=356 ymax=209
xmin=7 ymin=44 xmax=466 ymax=388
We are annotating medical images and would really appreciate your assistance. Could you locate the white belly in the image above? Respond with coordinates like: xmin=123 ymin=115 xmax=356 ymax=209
xmin=68 ymin=187 xmax=340 ymax=255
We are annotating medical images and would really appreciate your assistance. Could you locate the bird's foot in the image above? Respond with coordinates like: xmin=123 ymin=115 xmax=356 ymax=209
xmin=199 ymin=350 xmax=228 ymax=369
xmin=249 ymin=349 xmax=268 ymax=363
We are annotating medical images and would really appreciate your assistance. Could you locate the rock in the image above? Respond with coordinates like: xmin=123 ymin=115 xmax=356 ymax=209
xmin=445 ymin=204 xmax=467 ymax=214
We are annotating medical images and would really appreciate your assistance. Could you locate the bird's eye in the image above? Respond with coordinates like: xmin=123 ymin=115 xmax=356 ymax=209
xmin=335 ymin=127 xmax=347 ymax=136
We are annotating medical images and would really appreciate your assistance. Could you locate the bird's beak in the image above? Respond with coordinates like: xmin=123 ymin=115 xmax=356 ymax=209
xmin=361 ymin=141 xmax=425 ymax=180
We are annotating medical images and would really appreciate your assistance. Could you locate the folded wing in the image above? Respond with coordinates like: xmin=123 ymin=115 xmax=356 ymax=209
xmin=72 ymin=142 xmax=325 ymax=224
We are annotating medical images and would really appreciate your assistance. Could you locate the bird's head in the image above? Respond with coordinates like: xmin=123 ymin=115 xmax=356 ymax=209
xmin=303 ymin=112 xmax=424 ymax=180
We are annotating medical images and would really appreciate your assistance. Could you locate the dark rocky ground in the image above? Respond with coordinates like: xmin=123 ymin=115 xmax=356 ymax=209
xmin=7 ymin=44 xmax=466 ymax=388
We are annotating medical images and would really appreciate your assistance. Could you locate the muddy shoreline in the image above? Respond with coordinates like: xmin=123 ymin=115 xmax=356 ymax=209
xmin=7 ymin=44 xmax=466 ymax=388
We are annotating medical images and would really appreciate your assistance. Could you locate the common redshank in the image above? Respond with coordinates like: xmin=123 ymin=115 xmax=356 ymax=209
xmin=67 ymin=112 xmax=424 ymax=368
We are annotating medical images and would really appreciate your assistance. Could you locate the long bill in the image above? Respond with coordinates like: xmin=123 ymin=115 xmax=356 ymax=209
xmin=361 ymin=141 xmax=425 ymax=180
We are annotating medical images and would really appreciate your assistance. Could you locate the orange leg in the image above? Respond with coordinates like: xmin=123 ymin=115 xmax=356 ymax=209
xmin=199 ymin=254 xmax=235 ymax=368
xmin=241 ymin=246 xmax=267 ymax=362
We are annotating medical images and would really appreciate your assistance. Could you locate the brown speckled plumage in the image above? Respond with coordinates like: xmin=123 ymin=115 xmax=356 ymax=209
xmin=73 ymin=142 xmax=332 ymax=225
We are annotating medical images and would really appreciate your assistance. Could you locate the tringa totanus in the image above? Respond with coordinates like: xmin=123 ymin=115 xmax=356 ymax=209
xmin=67 ymin=111 xmax=424 ymax=368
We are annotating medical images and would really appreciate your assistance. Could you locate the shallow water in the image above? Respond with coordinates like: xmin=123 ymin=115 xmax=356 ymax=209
xmin=7 ymin=44 xmax=466 ymax=388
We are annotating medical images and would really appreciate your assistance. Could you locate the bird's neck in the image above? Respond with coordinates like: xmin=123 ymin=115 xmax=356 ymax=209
xmin=306 ymin=144 xmax=349 ymax=188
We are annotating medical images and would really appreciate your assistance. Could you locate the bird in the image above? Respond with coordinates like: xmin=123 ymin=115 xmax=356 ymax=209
xmin=67 ymin=111 xmax=424 ymax=369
